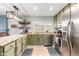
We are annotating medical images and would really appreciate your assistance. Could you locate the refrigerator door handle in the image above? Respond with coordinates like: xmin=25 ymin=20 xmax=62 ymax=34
xmin=67 ymin=21 xmax=73 ymax=56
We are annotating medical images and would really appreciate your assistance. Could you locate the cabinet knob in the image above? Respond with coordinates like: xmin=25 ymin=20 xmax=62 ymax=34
xmin=16 ymin=46 xmax=18 ymax=51
xmin=10 ymin=45 xmax=12 ymax=47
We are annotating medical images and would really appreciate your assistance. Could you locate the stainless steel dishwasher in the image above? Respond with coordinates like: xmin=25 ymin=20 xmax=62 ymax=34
xmin=44 ymin=34 xmax=53 ymax=46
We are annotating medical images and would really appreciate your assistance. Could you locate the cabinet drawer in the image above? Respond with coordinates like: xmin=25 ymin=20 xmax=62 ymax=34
xmin=4 ymin=41 xmax=15 ymax=52
xmin=16 ymin=38 xmax=22 ymax=44
xmin=4 ymin=47 xmax=15 ymax=56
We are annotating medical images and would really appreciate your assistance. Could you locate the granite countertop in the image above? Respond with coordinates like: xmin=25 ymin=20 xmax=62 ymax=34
xmin=0 ymin=34 xmax=27 ymax=46
xmin=27 ymin=32 xmax=54 ymax=35
xmin=0 ymin=33 xmax=54 ymax=46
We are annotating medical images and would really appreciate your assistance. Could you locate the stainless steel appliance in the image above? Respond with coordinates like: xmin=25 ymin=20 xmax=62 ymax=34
xmin=61 ymin=8 xmax=71 ymax=56
xmin=61 ymin=4 xmax=79 ymax=56
xmin=44 ymin=34 xmax=53 ymax=46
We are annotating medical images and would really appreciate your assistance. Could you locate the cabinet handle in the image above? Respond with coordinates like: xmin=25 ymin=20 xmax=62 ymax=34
xmin=10 ymin=45 xmax=12 ymax=47
xmin=16 ymin=46 xmax=18 ymax=51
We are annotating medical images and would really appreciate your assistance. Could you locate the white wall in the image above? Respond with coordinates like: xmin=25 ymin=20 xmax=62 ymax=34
xmin=24 ymin=16 xmax=54 ymax=32
xmin=8 ymin=19 xmax=23 ymax=35
xmin=8 ymin=16 xmax=54 ymax=34
xmin=25 ymin=16 xmax=53 ymax=22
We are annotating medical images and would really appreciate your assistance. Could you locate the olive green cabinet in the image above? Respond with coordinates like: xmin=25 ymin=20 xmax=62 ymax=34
xmin=27 ymin=35 xmax=30 ymax=45
xmin=27 ymin=35 xmax=44 ymax=45
xmin=0 ymin=46 xmax=3 ymax=56
xmin=4 ymin=47 xmax=15 ymax=56
xmin=4 ymin=41 xmax=15 ymax=56
xmin=0 ymin=35 xmax=27 ymax=56
xmin=38 ymin=36 xmax=44 ymax=45
xmin=0 ymin=41 xmax=16 ymax=56
xmin=15 ymin=38 xmax=22 ymax=56
xmin=30 ymin=36 xmax=37 ymax=45
xmin=4 ymin=41 xmax=15 ymax=53
xmin=21 ymin=36 xmax=27 ymax=52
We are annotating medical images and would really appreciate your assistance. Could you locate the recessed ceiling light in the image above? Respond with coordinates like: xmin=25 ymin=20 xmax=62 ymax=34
xmin=33 ymin=6 xmax=37 ymax=10
xmin=49 ymin=6 xmax=53 ymax=11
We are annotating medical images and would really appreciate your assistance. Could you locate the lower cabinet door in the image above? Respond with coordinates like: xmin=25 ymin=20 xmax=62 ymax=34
xmin=27 ymin=35 xmax=44 ymax=45
xmin=0 ymin=46 xmax=4 ymax=56
xmin=22 ymin=41 xmax=26 ymax=52
xmin=4 ymin=48 xmax=15 ymax=56
xmin=25 ymin=36 xmax=27 ymax=46
xmin=24 ymin=36 xmax=27 ymax=46
xmin=39 ymin=37 xmax=44 ymax=45
xmin=33 ymin=37 xmax=37 ymax=45
xmin=16 ymin=44 xmax=21 ymax=56
xmin=27 ymin=36 xmax=31 ymax=45
xmin=30 ymin=37 xmax=38 ymax=45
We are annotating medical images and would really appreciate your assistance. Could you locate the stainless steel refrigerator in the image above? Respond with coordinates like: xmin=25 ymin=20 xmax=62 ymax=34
xmin=61 ymin=4 xmax=79 ymax=56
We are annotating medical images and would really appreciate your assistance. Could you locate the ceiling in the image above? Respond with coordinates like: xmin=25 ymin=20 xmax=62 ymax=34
xmin=0 ymin=3 xmax=67 ymax=17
